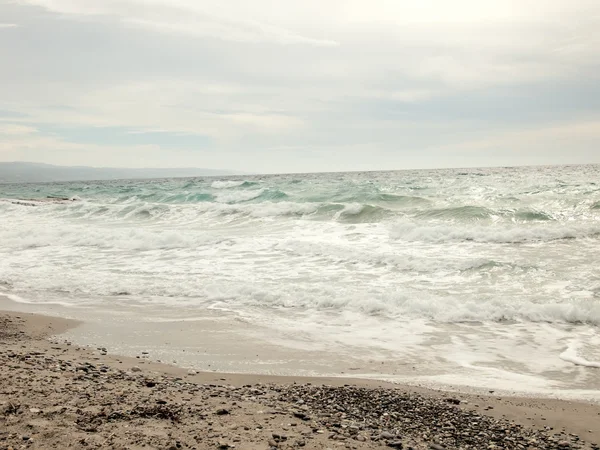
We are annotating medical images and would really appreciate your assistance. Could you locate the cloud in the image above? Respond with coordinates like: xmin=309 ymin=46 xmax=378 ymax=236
xmin=0 ymin=122 xmax=213 ymax=167
xmin=19 ymin=0 xmax=339 ymax=46
xmin=0 ymin=23 xmax=19 ymax=28
xmin=441 ymin=119 xmax=600 ymax=152
xmin=0 ymin=123 xmax=37 ymax=135
xmin=1 ymin=0 xmax=599 ymax=171
xmin=123 ymin=18 xmax=338 ymax=47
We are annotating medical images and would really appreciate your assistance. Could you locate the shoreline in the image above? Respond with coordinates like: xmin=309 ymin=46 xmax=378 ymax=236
xmin=4 ymin=295 xmax=599 ymax=403
xmin=1 ymin=309 xmax=599 ymax=449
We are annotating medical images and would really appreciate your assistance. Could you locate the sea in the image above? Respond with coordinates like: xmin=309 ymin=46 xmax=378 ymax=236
xmin=1 ymin=165 xmax=599 ymax=398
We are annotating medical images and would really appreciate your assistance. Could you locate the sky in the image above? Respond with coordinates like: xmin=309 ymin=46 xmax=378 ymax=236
xmin=0 ymin=0 xmax=599 ymax=173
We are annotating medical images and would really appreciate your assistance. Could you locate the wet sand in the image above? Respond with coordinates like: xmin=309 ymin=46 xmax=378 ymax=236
xmin=1 ymin=309 xmax=599 ymax=449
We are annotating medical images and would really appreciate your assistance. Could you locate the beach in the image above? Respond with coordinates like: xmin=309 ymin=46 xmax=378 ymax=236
xmin=2 ymin=167 xmax=600 ymax=448
xmin=4 ymin=0 xmax=600 ymax=446
xmin=1 ymin=308 xmax=599 ymax=450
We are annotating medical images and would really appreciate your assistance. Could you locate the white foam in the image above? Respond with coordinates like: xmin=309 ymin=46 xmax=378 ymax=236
xmin=211 ymin=180 xmax=246 ymax=189
xmin=390 ymin=221 xmax=600 ymax=243
xmin=336 ymin=203 xmax=364 ymax=217
xmin=214 ymin=189 xmax=265 ymax=203
xmin=560 ymin=342 xmax=600 ymax=368
xmin=2 ymin=293 xmax=84 ymax=309
xmin=0 ymin=220 xmax=228 ymax=250
xmin=2 ymin=205 xmax=599 ymax=325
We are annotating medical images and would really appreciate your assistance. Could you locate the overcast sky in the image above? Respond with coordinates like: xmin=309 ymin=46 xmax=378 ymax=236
xmin=1 ymin=0 xmax=599 ymax=173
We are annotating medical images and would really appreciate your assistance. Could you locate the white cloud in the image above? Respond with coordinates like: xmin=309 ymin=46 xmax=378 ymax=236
xmin=0 ymin=123 xmax=205 ymax=168
xmin=123 ymin=18 xmax=338 ymax=47
xmin=0 ymin=23 xmax=19 ymax=28
xmin=2 ymin=77 xmax=305 ymax=134
xmin=435 ymin=119 xmax=600 ymax=153
xmin=0 ymin=123 xmax=37 ymax=135
xmin=19 ymin=0 xmax=339 ymax=46
xmin=2 ymin=0 xmax=599 ymax=170
xmin=13 ymin=0 xmax=600 ymax=89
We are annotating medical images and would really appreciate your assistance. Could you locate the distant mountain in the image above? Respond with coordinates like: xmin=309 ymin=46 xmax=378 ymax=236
xmin=0 ymin=162 xmax=239 ymax=183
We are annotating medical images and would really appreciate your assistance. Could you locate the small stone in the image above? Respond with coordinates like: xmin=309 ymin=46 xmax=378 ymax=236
xmin=131 ymin=366 xmax=142 ymax=372
xmin=29 ymin=408 xmax=41 ymax=413
xmin=216 ymin=408 xmax=230 ymax=415
xmin=387 ymin=441 xmax=403 ymax=449
xmin=380 ymin=432 xmax=395 ymax=440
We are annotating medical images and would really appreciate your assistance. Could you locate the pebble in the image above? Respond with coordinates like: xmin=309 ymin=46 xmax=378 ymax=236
xmin=0 ymin=319 xmax=588 ymax=450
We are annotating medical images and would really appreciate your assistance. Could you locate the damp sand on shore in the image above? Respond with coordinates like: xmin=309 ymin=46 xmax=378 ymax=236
xmin=1 ymin=310 xmax=599 ymax=450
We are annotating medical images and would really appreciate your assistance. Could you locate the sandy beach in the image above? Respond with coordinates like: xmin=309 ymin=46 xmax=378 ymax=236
xmin=3 ymin=0 xmax=600 ymax=446
xmin=1 ymin=309 xmax=599 ymax=450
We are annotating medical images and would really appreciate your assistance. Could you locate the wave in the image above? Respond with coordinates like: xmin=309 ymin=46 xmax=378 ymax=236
xmin=0 ymin=197 xmax=79 ymax=206
xmin=3 ymin=196 xmax=595 ymax=230
xmin=3 ymin=194 xmax=598 ymax=236
xmin=201 ymin=284 xmax=600 ymax=326
xmin=390 ymin=221 xmax=600 ymax=243
xmin=7 ymin=271 xmax=598 ymax=326
xmin=211 ymin=180 xmax=258 ymax=189
xmin=214 ymin=189 xmax=265 ymax=203
xmin=0 ymin=223 xmax=230 ymax=251
xmin=512 ymin=210 xmax=553 ymax=221
xmin=416 ymin=205 xmax=494 ymax=220
xmin=0 ymin=199 xmax=327 ymax=222
xmin=214 ymin=188 xmax=287 ymax=204
xmin=277 ymin=240 xmax=531 ymax=274
xmin=164 ymin=193 xmax=214 ymax=203
xmin=334 ymin=203 xmax=392 ymax=223
xmin=317 ymin=188 xmax=430 ymax=206
xmin=560 ymin=342 xmax=600 ymax=368
xmin=375 ymin=193 xmax=430 ymax=206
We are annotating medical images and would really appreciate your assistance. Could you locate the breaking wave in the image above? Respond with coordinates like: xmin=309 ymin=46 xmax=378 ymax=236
xmin=390 ymin=221 xmax=600 ymax=243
